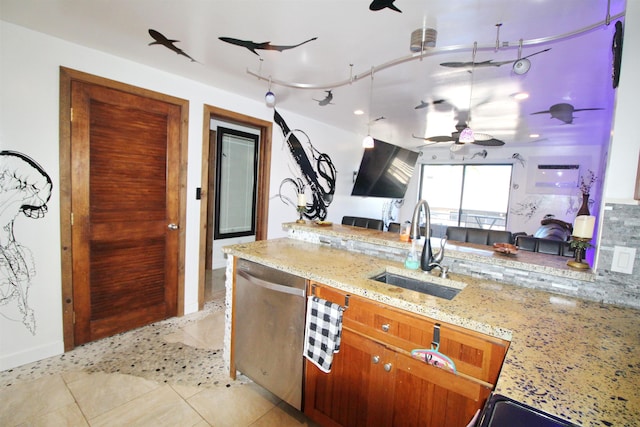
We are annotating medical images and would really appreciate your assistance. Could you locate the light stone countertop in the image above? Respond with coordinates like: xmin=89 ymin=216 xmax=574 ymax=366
xmin=223 ymin=236 xmax=639 ymax=427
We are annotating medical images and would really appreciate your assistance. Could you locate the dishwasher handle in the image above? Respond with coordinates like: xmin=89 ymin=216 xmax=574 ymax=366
xmin=237 ymin=269 xmax=306 ymax=298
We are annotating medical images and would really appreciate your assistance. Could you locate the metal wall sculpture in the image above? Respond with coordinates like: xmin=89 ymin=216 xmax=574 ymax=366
xmin=273 ymin=110 xmax=336 ymax=221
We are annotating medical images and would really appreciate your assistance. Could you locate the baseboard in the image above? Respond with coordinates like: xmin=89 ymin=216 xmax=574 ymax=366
xmin=0 ymin=340 xmax=64 ymax=371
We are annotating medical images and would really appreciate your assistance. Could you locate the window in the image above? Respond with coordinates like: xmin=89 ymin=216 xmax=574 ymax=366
xmin=418 ymin=164 xmax=512 ymax=232
xmin=214 ymin=127 xmax=258 ymax=239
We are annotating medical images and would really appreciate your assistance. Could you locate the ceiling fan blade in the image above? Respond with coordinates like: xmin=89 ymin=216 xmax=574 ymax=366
xmin=473 ymin=138 xmax=505 ymax=146
xmin=424 ymin=135 xmax=455 ymax=142
xmin=412 ymin=134 xmax=446 ymax=147
xmin=415 ymin=142 xmax=443 ymax=148
xmin=472 ymin=132 xmax=494 ymax=141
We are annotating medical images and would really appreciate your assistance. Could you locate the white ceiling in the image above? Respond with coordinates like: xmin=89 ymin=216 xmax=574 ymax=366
xmin=0 ymin=0 xmax=627 ymax=150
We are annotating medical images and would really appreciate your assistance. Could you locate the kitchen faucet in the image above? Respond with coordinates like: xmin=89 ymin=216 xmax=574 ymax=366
xmin=410 ymin=199 xmax=446 ymax=272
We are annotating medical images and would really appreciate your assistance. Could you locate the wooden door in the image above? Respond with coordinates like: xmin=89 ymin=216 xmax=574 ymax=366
xmin=69 ymin=80 xmax=181 ymax=344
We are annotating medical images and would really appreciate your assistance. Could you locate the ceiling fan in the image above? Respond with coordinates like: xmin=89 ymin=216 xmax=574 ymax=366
xmin=413 ymin=111 xmax=505 ymax=148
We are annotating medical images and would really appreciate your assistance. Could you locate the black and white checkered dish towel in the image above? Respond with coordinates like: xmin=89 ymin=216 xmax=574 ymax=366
xmin=304 ymin=296 xmax=344 ymax=373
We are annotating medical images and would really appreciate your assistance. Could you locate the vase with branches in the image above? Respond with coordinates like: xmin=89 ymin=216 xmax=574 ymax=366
xmin=577 ymin=169 xmax=597 ymax=216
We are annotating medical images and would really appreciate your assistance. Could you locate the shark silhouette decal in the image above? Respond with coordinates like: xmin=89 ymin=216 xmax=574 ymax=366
xmin=273 ymin=110 xmax=336 ymax=220
xmin=148 ymin=29 xmax=198 ymax=62
xmin=219 ymin=36 xmax=317 ymax=56
xmin=369 ymin=0 xmax=402 ymax=13
xmin=531 ymin=103 xmax=604 ymax=124
xmin=440 ymin=49 xmax=550 ymax=68
xmin=313 ymin=90 xmax=334 ymax=106
xmin=1 ymin=150 xmax=53 ymax=335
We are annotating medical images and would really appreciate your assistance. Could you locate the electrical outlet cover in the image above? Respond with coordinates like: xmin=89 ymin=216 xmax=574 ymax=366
xmin=611 ymin=246 xmax=636 ymax=274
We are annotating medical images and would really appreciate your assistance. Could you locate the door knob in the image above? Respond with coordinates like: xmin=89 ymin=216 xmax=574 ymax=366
xmin=168 ymin=223 xmax=179 ymax=230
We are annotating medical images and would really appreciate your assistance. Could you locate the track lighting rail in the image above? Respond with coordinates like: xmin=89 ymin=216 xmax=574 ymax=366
xmin=246 ymin=11 xmax=624 ymax=90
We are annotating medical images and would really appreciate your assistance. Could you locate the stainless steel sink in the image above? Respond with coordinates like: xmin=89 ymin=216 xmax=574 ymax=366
xmin=370 ymin=271 xmax=462 ymax=300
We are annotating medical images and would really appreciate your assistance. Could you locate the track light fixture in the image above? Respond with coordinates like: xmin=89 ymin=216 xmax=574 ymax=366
xmin=265 ymin=77 xmax=275 ymax=107
xmin=363 ymin=68 xmax=375 ymax=148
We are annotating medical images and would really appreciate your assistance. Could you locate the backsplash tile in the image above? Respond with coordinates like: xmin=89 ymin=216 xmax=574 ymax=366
xmin=287 ymin=203 xmax=640 ymax=309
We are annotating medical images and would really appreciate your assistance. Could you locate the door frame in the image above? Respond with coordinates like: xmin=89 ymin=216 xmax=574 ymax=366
xmin=198 ymin=106 xmax=272 ymax=310
xmin=59 ymin=67 xmax=189 ymax=351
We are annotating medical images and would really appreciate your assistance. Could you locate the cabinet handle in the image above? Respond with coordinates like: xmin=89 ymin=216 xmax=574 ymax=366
xmin=381 ymin=323 xmax=390 ymax=332
xmin=384 ymin=363 xmax=393 ymax=372
xmin=372 ymin=355 xmax=380 ymax=364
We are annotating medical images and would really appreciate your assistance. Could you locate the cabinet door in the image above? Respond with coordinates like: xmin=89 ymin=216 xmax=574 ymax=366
xmin=305 ymin=328 xmax=393 ymax=427
xmin=391 ymin=351 xmax=491 ymax=427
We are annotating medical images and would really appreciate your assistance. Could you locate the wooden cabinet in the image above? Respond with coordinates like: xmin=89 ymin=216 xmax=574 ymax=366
xmin=304 ymin=282 xmax=509 ymax=427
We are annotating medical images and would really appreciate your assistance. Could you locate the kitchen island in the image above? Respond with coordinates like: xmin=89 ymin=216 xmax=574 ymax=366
xmin=222 ymin=223 xmax=639 ymax=427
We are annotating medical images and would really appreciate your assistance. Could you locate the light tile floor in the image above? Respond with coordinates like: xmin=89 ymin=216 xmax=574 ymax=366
xmin=0 ymin=268 xmax=320 ymax=427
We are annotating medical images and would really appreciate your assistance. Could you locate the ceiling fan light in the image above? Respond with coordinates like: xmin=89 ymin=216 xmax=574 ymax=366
xmin=362 ymin=135 xmax=374 ymax=148
xmin=458 ymin=127 xmax=475 ymax=143
xmin=265 ymin=91 xmax=276 ymax=107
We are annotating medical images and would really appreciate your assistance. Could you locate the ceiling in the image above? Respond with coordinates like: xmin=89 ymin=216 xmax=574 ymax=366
xmin=0 ymin=0 xmax=627 ymax=150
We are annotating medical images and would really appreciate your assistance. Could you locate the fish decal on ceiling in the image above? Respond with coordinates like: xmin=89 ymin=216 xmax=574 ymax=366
xmin=148 ymin=29 xmax=197 ymax=62
xmin=531 ymin=103 xmax=603 ymax=124
xmin=440 ymin=48 xmax=550 ymax=68
xmin=273 ymin=110 xmax=336 ymax=221
xmin=313 ymin=90 xmax=334 ymax=106
xmin=414 ymin=99 xmax=446 ymax=110
xmin=369 ymin=0 xmax=402 ymax=13
xmin=218 ymin=36 xmax=317 ymax=56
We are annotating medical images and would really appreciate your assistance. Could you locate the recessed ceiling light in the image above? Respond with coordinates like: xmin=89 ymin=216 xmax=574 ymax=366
xmin=513 ymin=92 xmax=530 ymax=100
xmin=529 ymin=133 xmax=540 ymax=138
xmin=354 ymin=109 xmax=365 ymax=115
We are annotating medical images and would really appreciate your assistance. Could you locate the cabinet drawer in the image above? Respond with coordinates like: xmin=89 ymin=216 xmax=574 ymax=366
xmin=310 ymin=281 xmax=509 ymax=385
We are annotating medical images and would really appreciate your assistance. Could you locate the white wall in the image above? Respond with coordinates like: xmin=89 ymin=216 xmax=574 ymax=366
xmin=0 ymin=21 xmax=366 ymax=370
xmin=604 ymin=0 xmax=640 ymax=203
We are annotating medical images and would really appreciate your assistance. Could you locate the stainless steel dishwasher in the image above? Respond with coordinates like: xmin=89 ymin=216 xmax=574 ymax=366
xmin=234 ymin=259 xmax=306 ymax=410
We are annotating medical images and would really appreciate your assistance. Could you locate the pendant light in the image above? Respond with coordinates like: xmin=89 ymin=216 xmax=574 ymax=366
xmin=458 ymin=42 xmax=477 ymax=144
xmin=265 ymin=76 xmax=276 ymax=107
xmin=362 ymin=68 xmax=375 ymax=148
